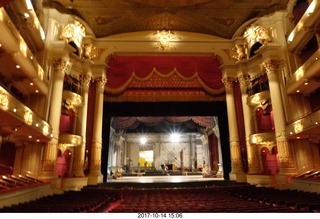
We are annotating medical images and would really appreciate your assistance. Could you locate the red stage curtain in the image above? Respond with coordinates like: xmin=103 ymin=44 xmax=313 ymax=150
xmin=112 ymin=116 xmax=213 ymax=130
xmin=106 ymin=55 xmax=223 ymax=93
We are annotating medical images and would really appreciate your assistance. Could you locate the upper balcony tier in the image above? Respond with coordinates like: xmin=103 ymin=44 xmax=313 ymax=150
xmin=286 ymin=48 xmax=320 ymax=95
xmin=287 ymin=0 xmax=320 ymax=52
xmin=0 ymin=8 xmax=47 ymax=98
xmin=0 ymin=86 xmax=52 ymax=143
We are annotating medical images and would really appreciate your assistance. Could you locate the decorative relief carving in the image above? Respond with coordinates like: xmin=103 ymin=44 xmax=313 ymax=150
xmin=222 ymin=77 xmax=235 ymax=89
xmin=41 ymin=142 xmax=57 ymax=172
xmin=232 ymin=44 xmax=247 ymax=61
xmin=0 ymin=89 xmax=9 ymax=110
xmin=94 ymin=77 xmax=107 ymax=88
xmin=80 ymin=74 xmax=92 ymax=87
xmin=51 ymin=58 xmax=70 ymax=73
xmin=237 ymin=74 xmax=250 ymax=87
xmin=244 ymin=25 xmax=272 ymax=47
xmin=277 ymin=140 xmax=294 ymax=168
xmin=60 ymin=20 xmax=86 ymax=48
xmin=260 ymin=59 xmax=281 ymax=74
xmin=82 ymin=43 xmax=96 ymax=60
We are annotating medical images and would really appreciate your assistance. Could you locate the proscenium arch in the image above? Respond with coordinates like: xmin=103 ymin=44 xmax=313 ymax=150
xmin=101 ymin=101 xmax=231 ymax=180
xmin=95 ymin=31 xmax=233 ymax=181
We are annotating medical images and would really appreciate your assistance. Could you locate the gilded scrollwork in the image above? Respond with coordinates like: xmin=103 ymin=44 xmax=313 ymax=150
xmin=222 ymin=77 xmax=235 ymax=89
xmin=260 ymin=59 xmax=281 ymax=74
xmin=94 ymin=76 xmax=107 ymax=88
xmin=237 ymin=73 xmax=250 ymax=87
xmin=51 ymin=58 xmax=70 ymax=73
xmin=232 ymin=44 xmax=246 ymax=61
xmin=79 ymin=74 xmax=92 ymax=87
xmin=244 ymin=25 xmax=272 ymax=47
xmin=60 ymin=20 xmax=86 ymax=48
xmin=82 ymin=43 xmax=96 ymax=60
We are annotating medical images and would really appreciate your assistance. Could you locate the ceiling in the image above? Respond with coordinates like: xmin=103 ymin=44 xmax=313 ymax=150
xmin=45 ymin=0 xmax=289 ymax=39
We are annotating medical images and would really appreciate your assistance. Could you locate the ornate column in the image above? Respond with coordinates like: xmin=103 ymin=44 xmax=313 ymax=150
xmin=222 ymin=76 xmax=246 ymax=182
xmin=87 ymin=65 xmax=106 ymax=185
xmin=238 ymin=73 xmax=261 ymax=174
xmin=40 ymin=56 xmax=71 ymax=180
xmin=261 ymin=59 xmax=295 ymax=177
xmin=73 ymin=70 xmax=92 ymax=177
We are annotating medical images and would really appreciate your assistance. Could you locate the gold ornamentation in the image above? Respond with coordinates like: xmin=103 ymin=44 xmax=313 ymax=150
xmin=23 ymin=108 xmax=33 ymax=125
xmin=244 ymin=25 xmax=272 ymax=47
xmin=260 ymin=59 xmax=281 ymax=73
xmin=95 ymin=77 xmax=107 ymax=88
xmin=0 ymin=88 xmax=9 ymax=111
xmin=232 ymin=44 xmax=246 ymax=61
xmin=151 ymin=30 xmax=181 ymax=51
xmin=60 ymin=20 xmax=86 ymax=48
xmin=82 ymin=43 xmax=96 ymax=60
xmin=221 ymin=77 xmax=234 ymax=89
xmin=277 ymin=141 xmax=294 ymax=168
xmin=237 ymin=74 xmax=250 ymax=87
xmin=51 ymin=58 xmax=70 ymax=72
xmin=80 ymin=74 xmax=92 ymax=87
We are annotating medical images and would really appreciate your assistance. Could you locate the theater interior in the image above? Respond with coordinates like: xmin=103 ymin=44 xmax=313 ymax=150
xmin=0 ymin=0 xmax=320 ymax=213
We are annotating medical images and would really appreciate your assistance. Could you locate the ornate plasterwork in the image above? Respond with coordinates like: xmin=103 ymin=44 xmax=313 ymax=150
xmin=82 ymin=43 xmax=96 ymax=60
xmin=60 ymin=20 xmax=86 ymax=49
xmin=221 ymin=77 xmax=235 ymax=89
xmin=51 ymin=0 xmax=288 ymax=39
xmin=244 ymin=25 xmax=272 ymax=48
xmin=260 ymin=59 xmax=281 ymax=74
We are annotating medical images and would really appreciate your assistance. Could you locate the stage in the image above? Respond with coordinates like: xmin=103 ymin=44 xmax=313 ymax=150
xmin=107 ymin=175 xmax=223 ymax=183
xmin=102 ymin=175 xmax=233 ymax=188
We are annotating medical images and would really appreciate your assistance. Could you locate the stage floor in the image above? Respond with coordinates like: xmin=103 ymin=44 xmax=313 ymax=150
xmin=107 ymin=175 xmax=224 ymax=183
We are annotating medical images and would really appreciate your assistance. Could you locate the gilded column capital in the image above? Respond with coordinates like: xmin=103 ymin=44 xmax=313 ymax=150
xmin=237 ymin=74 xmax=250 ymax=88
xmin=260 ymin=59 xmax=281 ymax=74
xmin=51 ymin=57 xmax=71 ymax=73
xmin=94 ymin=76 xmax=107 ymax=89
xmin=222 ymin=77 xmax=235 ymax=89
xmin=80 ymin=74 xmax=92 ymax=87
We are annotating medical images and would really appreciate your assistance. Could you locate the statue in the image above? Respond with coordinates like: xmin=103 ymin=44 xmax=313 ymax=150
xmin=232 ymin=44 xmax=246 ymax=61
xmin=257 ymin=27 xmax=271 ymax=45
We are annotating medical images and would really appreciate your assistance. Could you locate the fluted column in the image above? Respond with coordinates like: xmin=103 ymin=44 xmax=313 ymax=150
xmin=238 ymin=73 xmax=261 ymax=174
xmin=88 ymin=65 xmax=106 ymax=185
xmin=73 ymin=72 xmax=92 ymax=177
xmin=222 ymin=76 xmax=246 ymax=182
xmin=261 ymin=59 xmax=295 ymax=176
xmin=40 ymin=57 xmax=71 ymax=179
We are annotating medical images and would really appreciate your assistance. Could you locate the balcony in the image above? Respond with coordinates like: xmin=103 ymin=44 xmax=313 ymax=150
xmin=59 ymin=134 xmax=82 ymax=147
xmin=249 ymin=132 xmax=276 ymax=145
xmin=0 ymin=86 xmax=52 ymax=142
xmin=286 ymin=108 xmax=320 ymax=140
xmin=287 ymin=48 xmax=320 ymax=95
xmin=287 ymin=0 xmax=320 ymax=52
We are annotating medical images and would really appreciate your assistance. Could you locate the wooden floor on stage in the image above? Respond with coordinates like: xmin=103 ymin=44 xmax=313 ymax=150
xmin=101 ymin=175 xmax=243 ymax=188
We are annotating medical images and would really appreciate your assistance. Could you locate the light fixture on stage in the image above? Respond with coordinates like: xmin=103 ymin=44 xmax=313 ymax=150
xmin=139 ymin=136 xmax=147 ymax=145
xmin=170 ymin=133 xmax=180 ymax=143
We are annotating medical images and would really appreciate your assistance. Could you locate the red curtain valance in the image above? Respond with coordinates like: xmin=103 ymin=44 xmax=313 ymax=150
xmin=105 ymin=55 xmax=224 ymax=94
xmin=111 ymin=116 xmax=214 ymax=130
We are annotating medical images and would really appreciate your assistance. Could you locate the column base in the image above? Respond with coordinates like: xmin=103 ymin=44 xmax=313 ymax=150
xmin=229 ymin=172 xmax=247 ymax=182
xmin=87 ymin=174 xmax=103 ymax=185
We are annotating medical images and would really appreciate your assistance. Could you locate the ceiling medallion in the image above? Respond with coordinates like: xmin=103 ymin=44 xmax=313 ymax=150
xmin=152 ymin=30 xmax=180 ymax=51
